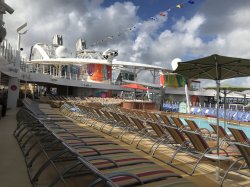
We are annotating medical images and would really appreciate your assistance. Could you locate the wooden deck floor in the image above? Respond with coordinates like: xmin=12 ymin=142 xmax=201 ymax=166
xmin=0 ymin=106 xmax=249 ymax=187
xmin=0 ymin=108 xmax=32 ymax=187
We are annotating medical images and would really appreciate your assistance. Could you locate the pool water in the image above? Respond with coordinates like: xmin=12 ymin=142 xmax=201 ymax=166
xmin=181 ymin=118 xmax=250 ymax=138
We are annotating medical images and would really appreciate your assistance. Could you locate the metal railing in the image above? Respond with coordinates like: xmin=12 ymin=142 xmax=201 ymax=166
xmin=0 ymin=41 xmax=133 ymax=86
xmin=0 ymin=39 xmax=21 ymax=65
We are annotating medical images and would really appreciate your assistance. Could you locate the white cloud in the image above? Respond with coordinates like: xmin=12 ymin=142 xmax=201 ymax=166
xmin=4 ymin=0 xmax=138 ymax=52
xmin=173 ymin=14 xmax=205 ymax=34
xmin=3 ymin=0 xmax=250 ymax=86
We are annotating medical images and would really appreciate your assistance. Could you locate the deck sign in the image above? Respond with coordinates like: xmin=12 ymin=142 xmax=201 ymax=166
xmin=11 ymin=85 xmax=17 ymax=91
xmin=7 ymin=77 xmax=20 ymax=108
xmin=179 ymin=102 xmax=187 ymax=113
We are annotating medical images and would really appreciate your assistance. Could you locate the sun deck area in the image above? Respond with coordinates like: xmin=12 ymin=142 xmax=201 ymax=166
xmin=0 ymin=97 xmax=250 ymax=187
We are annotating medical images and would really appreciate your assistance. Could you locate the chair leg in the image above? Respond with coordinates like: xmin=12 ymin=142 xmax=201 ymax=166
xmin=220 ymin=158 xmax=244 ymax=186
xmin=136 ymin=132 xmax=152 ymax=149
xmin=48 ymin=162 xmax=84 ymax=187
xmin=31 ymin=150 xmax=70 ymax=183
xmin=151 ymin=138 xmax=171 ymax=157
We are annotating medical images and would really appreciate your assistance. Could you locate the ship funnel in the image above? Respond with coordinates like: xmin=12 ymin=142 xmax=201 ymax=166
xmin=52 ymin=35 xmax=63 ymax=46
xmin=76 ymin=38 xmax=86 ymax=52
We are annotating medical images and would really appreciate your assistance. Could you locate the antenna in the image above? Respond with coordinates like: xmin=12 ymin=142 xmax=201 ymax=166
xmin=171 ymin=58 xmax=182 ymax=71
xmin=17 ymin=22 xmax=27 ymax=32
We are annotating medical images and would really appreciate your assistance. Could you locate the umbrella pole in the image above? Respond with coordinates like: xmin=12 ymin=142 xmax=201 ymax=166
xmin=216 ymin=79 xmax=220 ymax=181
xmin=134 ymin=89 xmax=136 ymax=100
xmin=224 ymin=91 xmax=227 ymax=129
xmin=133 ymin=89 xmax=135 ymax=109
xmin=185 ymin=84 xmax=191 ymax=113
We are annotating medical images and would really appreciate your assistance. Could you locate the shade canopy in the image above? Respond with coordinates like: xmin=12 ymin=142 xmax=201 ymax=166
xmin=173 ymin=54 xmax=250 ymax=179
xmin=173 ymin=54 xmax=250 ymax=81
xmin=205 ymin=85 xmax=250 ymax=92
xmin=121 ymin=83 xmax=148 ymax=91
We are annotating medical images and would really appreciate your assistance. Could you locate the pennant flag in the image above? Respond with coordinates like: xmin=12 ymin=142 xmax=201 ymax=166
xmin=188 ymin=0 xmax=195 ymax=4
xmin=176 ymin=4 xmax=183 ymax=8
xmin=90 ymin=1 xmax=195 ymax=47
xmin=159 ymin=12 xmax=166 ymax=16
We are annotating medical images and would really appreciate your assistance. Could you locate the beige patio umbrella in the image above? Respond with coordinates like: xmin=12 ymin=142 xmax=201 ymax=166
xmin=173 ymin=54 xmax=250 ymax=179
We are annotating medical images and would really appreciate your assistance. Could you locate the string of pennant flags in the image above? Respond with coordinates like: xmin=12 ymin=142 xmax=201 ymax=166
xmin=90 ymin=0 xmax=195 ymax=47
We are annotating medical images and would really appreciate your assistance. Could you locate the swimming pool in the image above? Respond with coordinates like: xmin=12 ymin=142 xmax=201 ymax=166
xmin=181 ymin=117 xmax=250 ymax=138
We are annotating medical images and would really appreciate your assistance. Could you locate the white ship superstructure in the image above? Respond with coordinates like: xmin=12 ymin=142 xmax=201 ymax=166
xmin=1 ymin=34 xmax=247 ymax=109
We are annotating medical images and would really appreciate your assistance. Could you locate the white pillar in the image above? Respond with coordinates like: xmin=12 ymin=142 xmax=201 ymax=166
xmin=185 ymin=84 xmax=191 ymax=113
xmin=17 ymin=33 xmax=21 ymax=50
xmin=58 ymin=65 xmax=61 ymax=77
xmin=42 ymin=64 xmax=45 ymax=74
xmin=7 ymin=77 xmax=20 ymax=108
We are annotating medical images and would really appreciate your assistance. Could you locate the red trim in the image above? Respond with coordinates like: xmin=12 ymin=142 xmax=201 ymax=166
xmin=93 ymin=158 xmax=148 ymax=166
xmin=111 ymin=170 xmax=172 ymax=182
xmin=205 ymin=115 xmax=216 ymax=118
xmin=79 ymin=148 xmax=128 ymax=154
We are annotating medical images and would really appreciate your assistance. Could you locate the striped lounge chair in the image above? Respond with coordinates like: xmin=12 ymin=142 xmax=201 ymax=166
xmin=185 ymin=119 xmax=212 ymax=137
xmin=228 ymin=128 xmax=250 ymax=144
xmin=172 ymin=130 xmax=238 ymax=175
xmin=220 ymin=142 xmax=250 ymax=186
xmin=210 ymin=124 xmax=234 ymax=146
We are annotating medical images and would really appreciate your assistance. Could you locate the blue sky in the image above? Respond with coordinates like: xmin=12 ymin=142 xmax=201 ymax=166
xmin=101 ymin=0 xmax=203 ymax=37
xmin=102 ymin=0 xmax=201 ymax=19
xmin=4 ymin=0 xmax=250 ymax=86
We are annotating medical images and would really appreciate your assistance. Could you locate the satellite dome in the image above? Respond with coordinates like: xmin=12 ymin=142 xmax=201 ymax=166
xmin=171 ymin=58 xmax=182 ymax=71
xmin=55 ymin=46 xmax=69 ymax=58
